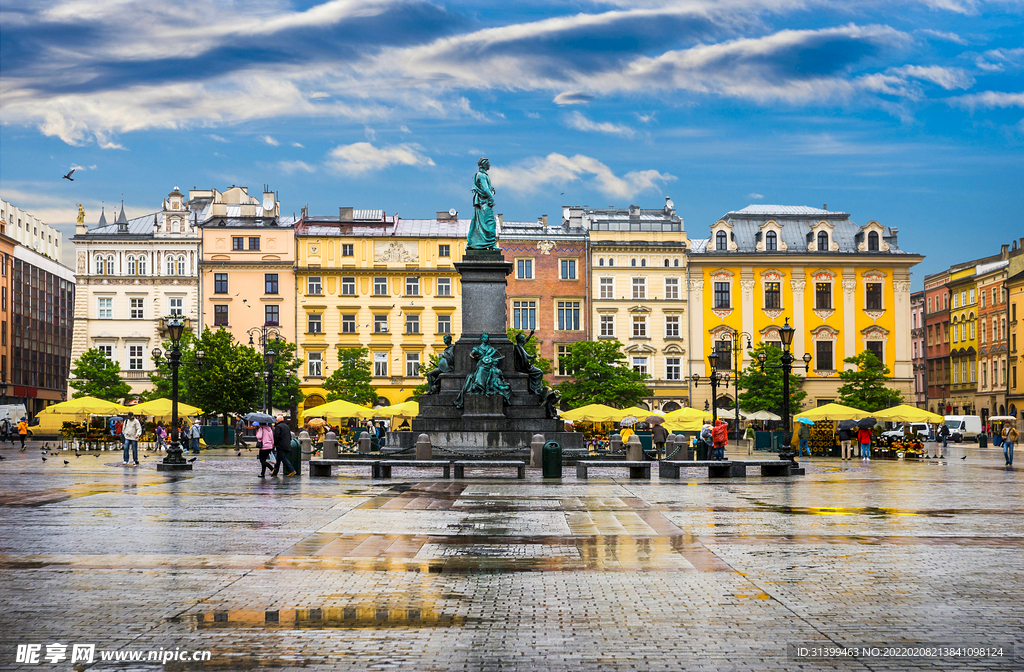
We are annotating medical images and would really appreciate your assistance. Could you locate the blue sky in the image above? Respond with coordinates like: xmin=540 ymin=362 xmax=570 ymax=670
xmin=1 ymin=0 xmax=1022 ymax=285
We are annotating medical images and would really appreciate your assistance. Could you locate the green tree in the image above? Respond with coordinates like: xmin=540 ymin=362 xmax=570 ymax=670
xmin=554 ymin=340 xmax=651 ymax=409
xmin=324 ymin=347 xmax=378 ymax=406
xmin=69 ymin=348 xmax=132 ymax=402
xmin=266 ymin=339 xmax=304 ymax=412
xmin=141 ymin=328 xmax=199 ymax=402
xmin=836 ymin=350 xmax=904 ymax=412
xmin=735 ymin=343 xmax=808 ymax=417
xmin=185 ymin=328 xmax=264 ymax=443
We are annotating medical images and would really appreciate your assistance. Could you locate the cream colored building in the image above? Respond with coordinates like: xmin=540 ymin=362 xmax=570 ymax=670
xmin=0 ymin=198 xmax=62 ymax=262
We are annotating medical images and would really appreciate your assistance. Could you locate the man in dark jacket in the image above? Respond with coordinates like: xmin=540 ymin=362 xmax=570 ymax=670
xmin=838 ymin=426 xmax=854 ymax=461
xmin=651 ymin=423 xmax=669 ymax=459
xmin=270 ymin=414 xmax=297 ymax=476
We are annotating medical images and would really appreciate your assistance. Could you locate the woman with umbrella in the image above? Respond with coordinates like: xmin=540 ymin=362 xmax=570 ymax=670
xmin=857 ymin=418 xmax=876 ymax=461
xmin=838 ymin=420 xmax=856 ymax=461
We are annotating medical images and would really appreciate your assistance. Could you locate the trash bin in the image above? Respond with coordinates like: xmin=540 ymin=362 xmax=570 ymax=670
xmin=696 ymin=439 xmax=708 ymax=461
xmin=290 ymin=437 xmax=302 ymax=471
xmin=770 ymin=433 xmax=780 ymax=453
xmin=978 ymin=433 xmax=988 ymax=448
xmin=542 ymin=440 xmax=562 ymax=478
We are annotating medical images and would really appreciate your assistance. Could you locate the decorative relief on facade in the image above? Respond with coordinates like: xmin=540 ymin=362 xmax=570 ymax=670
xmin=761 ymin=270 xmax=784 ymax=281
xmin=739 ymin=279 xmax=756 ymax=293
xmin=709 ymin=325 xmax=735 ymax=339
xmin=763 ymin=308 xmax=783 ymax=320
xmin=687 ymin=279 xmax=704 ymax=292
xmin=755 ymin=221 xmax=788 ymax=251
xmin=861 ymin=325 xmax=889 ymax=338
xmin=536 ymin=240 xmax=556 ymax=255
xmin=812 ymin=270 xmax=835 ymax=282
xmin=759 ymin=326 xmax=781 ymax=340
xmin=374 ymin=240 xmax=418 ymax=262
xmin=710 ymin=269 xmax=735 ymax=281
xmin=790 ymin=279 xmax=806 ymax=292
xmin=810 ymin=325 xmax=839 ymax=340
xmin=842 ymin=278 xmax=858 ymax=295
xmin=711 ymin=308 xmax=733 ymax=320
xmin=77 ymin=252 xmax=86 ymax=273
xmin=894 ymin=280 xmax=912 ymax=293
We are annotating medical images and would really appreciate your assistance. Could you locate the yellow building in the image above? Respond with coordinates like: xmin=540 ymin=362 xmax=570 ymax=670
xmin=294 ymin=210 xmax=467 ymax=410
xmin=947 ymin=265 xmax=979 ymax=414
xmin=196 ymin=186 xmax=297 ymax=349
xmin=1004 ymin=245 xmax=1024 ymax=423
xmin=687 ymin=205 xmax=922 ymax=413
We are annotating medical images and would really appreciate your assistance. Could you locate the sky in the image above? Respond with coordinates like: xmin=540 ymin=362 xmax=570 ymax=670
xmin=1 ymin=0 xmax=1022 ymax=287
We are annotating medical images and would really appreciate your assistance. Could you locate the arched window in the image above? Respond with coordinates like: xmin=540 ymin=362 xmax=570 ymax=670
xmin=868 ymin=231 xmax=879 ymax=251
xmin=674 ymin=259 xmax=679 ymax=267
xmin=817 ymin=231 xmax=829 ymax=251
xmin=95 ymin=256 xmax=105 ymax=275
xmin=166 ymin=256 xmax=176 ymax=276
xmin=599 ymin=258 xmax=604 ymax=267
xmin=177 ymin=255 xmax=186 ymax=276
xmin=127 ymin=256 xmax=136 ymax=275
xmin=664 ymin=259 xmax=670 ymax=267
xmin=631 ymin=258 xmax=637 ymax=267
xmin=766 ymin=231 xmax=777 ymax=251
xmin=137 ymin=256 xmax=147 ymax=275
xmin=105 ymin=256 xmax=114 ymax=275
xmin=608 ymin=258 xmax=614 ymax=267
xmin=640 ymin=258 xmax=646 ymax=267
xmin=716 ymin=231 xmax=727 ymax=250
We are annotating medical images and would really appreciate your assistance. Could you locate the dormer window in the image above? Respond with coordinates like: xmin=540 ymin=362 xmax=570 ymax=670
xmin=817 ymin=231 xmax=829 ymax=251
xmin=765 ymin=231 xmax=777 ymax=251
xmin=716 ymin=231 xmax=727 ymax=250
xmin=868 ymin=231 xmax=879 ymax=251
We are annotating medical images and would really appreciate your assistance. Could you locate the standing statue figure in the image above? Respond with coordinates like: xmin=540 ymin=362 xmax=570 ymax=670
xmin=76 ymin=203 xmax=85 ymax=225
xmin=512 ymin=330 xmax=546 ymax=395
xmin=454 ymin=333 xmax=511 ymax=408
xmin=424 ymin=334 xmax=455 ymax=395
xmin=467 ymin=157 xmax=497 ymax=250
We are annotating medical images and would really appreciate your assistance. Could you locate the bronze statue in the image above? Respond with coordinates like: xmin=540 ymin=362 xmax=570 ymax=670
xmin=467 ymin=157 xmax=497 ymax=250
xmin=424 ymin=334 xmax=455 ymax=395
xmin=454 ymin=333 xmax=511 ymax=407
xmin=513 ymin=330 xmax=545 ymax=395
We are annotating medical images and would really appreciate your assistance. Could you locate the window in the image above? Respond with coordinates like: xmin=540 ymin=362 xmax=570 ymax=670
xmin=868 ymin=231 xmax=879 ymax=251
xmin=517 ymin=259 xmax=533 ymax=279
xmin=632 ymin=357 xmax=648 ymax=374
xmin=714 ymin=282 xmax=730 ymax=309
xmin=866 ymin=341 xmax=883 ymax=362
xmin=214 ymin=273 xmax=228 ymax=293
xmin=632 ymin=278 xmax=646 ymax=299
xmin=764 ymin=282 xmax=781 ymax=309
xmin=716 ymin=231 xmax=727 ymax=250
xmin=374 ymin=352 xmax=388 ymax=377
xmin=557 ymin=345 xmax=570 ymax=376
xmin=95 ymin=256 xmax=104 ymax=275
xmin=631 ymin=258 xmax=637 ymax=267
xmin=961 ymin=291 xmax=966 ymax=306
xmin=214 ymin=305 xmax=228 ymax=326
xmin=374 ymin=315 xmax=388 ymax=333
xmin=127 ymin=257 xmax=136 ymax=275
xmin=599 ymin=314 xmax=615 ymax=337
xmin=560 ymin=259 xmax=576 ymax=279
xmin=866 ymin=283 xmax=882 ymax=310
xmin=599 ymin=277 xmax=614 ymax=299
xmin=342 ymin=243 xmax=354 ymax=257
xmin=406 ymin=313 xmax=420 ymax=334
xmin=815 ymin=282 xmax=832 ymax=310
xmin=248 ymin=237 xmax=260 ymax=250
xmin=665 ymin=278 xmax=679 ymax=300
xmin=714 ymin=341 xmax=732 ymax=370
xmin=641 ymin=259 xmax=646 ymax=267
xmin=265 ymin=273 xmax=279 ymax=294
xmin=306 ymin=276 xmax=323 ymax=295
xmin=406 ymin=353 xmax=420 ymax=377
xmin=666 ymin=357 xmax=681 ymax=381
xmin=953 ymin=293 xmax=959 ymax=309
xmin=265 ymin=305 xmax=279 ymax=326
xmin=232 ymin=237 xmax=244 ymax=251
xmin=166 ymin=256 xmax=176 ymax=276
xmin=128 ymin=345 xmax=143 ymax=371
xmin=308 ymin=314 xmax=322 ymax=334
xmin=374 ymin=277 xmax=388 ymax=296
xmin=664 ymin=259 xmax=670 ymax=268
xmin=130 ymin=298 xmax=144 ymax=319
xmin=342 ymin=314 xmax=356 ymax=333
xmin=437 ymin=277 xmax=452 ymax=297
xmin=817 ymin=231 xmax=829 ymax=251
xmin=437 ymin=314 xmax=451 ymax=333
xmin=135 ymin=254 xmax=146 ymax=274
xmin=177 ymin=256 xmax=186 ymax=276
xmin=765 ymin=231 xmax=777 ymax=251
xmin=438 ymin=244 xmax=450 ymax=257
xmin=928 ymin=297 xmax=932 ymax=313
xmin=928 ymin=325 xmax=933 ymax=346
xmin=816 ymin=341 xmax=833 ymax=371
xmin=632 ymin=315 xmax=647 ymax=338
xmin=405 ymin=277 xmax=420 ymax=296
xmin=982 ymin=363 xmax=988 ymax=388
xmin=308 ymin=352 xmax=322 ymax=377
xmin=674 ymin=259 xmax=679 ymax=267
xmin=969 ymin=288 xmax=975 ymax=304
xmin=980 ymin=291 xmax=986 ymax=308
xmin=665 ymin=315 xmax=680 ymax=338
xmin=169 ymin=298 xmax=183 ymax=316
xmin=557 ymin=301 xmax=581 ymax=331
xmin=598 ymin=258 xmax=605 ymax=267
xmin=98 ymin=345 xmax=113 ymax=359
xmin=98 ymin=297 xmax=112 ymax=319
xmin=513 ymin=300 xmax=536 ymax=330
xmin=970 ymin=321 xmax=975 ymax=340
xmin=608 ymin=258 xmax=614 ymax=267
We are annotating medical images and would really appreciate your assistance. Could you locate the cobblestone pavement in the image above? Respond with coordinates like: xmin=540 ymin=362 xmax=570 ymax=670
xmin=0 ymin=439 xmax=1020 ymax=671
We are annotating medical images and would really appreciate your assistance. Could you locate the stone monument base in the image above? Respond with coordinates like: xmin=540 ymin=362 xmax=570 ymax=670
xmin=388 ymin=429 xmax=584 ymax=457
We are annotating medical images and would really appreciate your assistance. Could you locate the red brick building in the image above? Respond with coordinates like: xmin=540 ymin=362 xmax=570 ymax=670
xmin=924 ymin=270 xmax=950 ymax=415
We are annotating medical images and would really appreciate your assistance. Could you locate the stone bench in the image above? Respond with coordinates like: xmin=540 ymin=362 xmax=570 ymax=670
xmin=377 ymin=460 xmax=452 ymax=479
xmin=452 ymin=461 xmax=526 ymax=479
xmin=658 ymin=460 xmax=793 ymax=479
xmin=576 ymin=461 xmax=651 ymax=480
xmin=309 ymin=459 xmax=381 ymax=478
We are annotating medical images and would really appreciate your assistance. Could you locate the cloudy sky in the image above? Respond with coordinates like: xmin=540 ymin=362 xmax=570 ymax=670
xmin=1 ymin=0 xmax=1022 ymax=284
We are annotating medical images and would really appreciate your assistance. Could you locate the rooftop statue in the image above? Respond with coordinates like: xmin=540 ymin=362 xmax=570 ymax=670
xmin=467 ymin=157 xmax=497 ymax=250
xmin=77 ymin=203 xmax=85 ymax=225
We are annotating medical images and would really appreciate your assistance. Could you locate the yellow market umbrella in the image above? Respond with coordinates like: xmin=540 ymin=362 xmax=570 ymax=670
xmin=300 ymin=398 xmax=376 ymax=422
xmin=374 ymin=400 xmax=419 ymax=418
xmin=38 ymin=396 xmax=128 ymax=416
xmin=129 ymin=398 xmax=204 ymax=420
xmin=561 ymin=404 xmax=623 ymax=423
xmin=795 ymin=403 xmax=870 ymax=421
xmin=663 ymin=406 xmax=714 ymax=422
xmin=614 ymin=406 xmax=658 ymax=422
xmin=663 ymin=419 xmax=705 ymax=432
xmin=871 ymin=404 xmax=943 ymax=423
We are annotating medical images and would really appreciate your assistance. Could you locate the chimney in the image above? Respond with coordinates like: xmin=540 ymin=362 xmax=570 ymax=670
xmin=436 ymin=210 xmax=457 ymax=221
xmin=497 ymin=213 xmax=503 ymax=226
xmin=1002 ymin=244 xmax=1010 ymax=259
xmin=823 ymin=204 xmax=827 ymax=211
xmin=339 ymin=207 xmax=353 ymax=221
xmin=541 ymin=214 xmax=548 ymax=226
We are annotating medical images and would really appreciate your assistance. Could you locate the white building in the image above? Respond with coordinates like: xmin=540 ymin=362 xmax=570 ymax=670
xmin=0 ymin=198 xmax=63 ymax=261
xmin=70 ymin=188 xmax=201 ymax=398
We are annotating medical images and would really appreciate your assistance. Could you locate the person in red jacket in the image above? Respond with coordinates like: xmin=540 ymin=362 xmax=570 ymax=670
xmin=711 ymin=420 xmax=729 ymax=461
xmin=857 ymin=427 xmax=873 ymax=462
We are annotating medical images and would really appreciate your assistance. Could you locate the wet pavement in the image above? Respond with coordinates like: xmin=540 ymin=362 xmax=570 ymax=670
xmin=0 ymin=440 xmax=1021 ymax=670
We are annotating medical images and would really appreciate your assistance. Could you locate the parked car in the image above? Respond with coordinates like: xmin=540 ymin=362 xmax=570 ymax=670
xmin=943 ymin=415 xmax=983 ymax=443
xmin=882 ymin=423 xmax=931 ymax=441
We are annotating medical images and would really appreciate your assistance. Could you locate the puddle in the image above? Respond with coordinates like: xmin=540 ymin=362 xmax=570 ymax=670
xmin=186 ymin=606 xmax=464 ymax=629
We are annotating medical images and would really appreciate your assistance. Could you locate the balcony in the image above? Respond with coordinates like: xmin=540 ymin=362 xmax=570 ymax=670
xmin=122 ymin=370 xmax=153 ymax=381
xmin=158 ymin=317 xmax=192 ymax=335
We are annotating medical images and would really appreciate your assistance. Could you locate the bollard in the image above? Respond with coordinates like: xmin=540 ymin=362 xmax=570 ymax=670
xmin=323 ymin=431 xmax=338 ymax=459
xmin=542 ymin=440 xmax=562 ymax=478
xmin=415 ymin=433 xmax=432 ymax=460
xmin=530 ymin=434 xmax=545 ymax=468
xmin=626 ymin=435 xmax=642 ymax=461
xmin=358 ymin=431 xmax=371 ymax=453
xmin=298 ymin=431 xmax=311 ymax=464
xmin=666 ymin=435 xmax=680 ymax=460
xmin=611 ymin=433 xmax=623 ymax=454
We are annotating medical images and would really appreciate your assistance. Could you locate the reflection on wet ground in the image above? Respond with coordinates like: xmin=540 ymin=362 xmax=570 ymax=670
xmin=0 ymin=441 xmax=1021 ymax=670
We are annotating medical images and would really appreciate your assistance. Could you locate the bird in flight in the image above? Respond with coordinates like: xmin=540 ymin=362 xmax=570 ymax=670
xmin=63 ymin=169 xmax=76 ymax=181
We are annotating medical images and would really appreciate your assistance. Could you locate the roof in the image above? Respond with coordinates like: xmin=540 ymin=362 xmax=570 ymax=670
xmin=87 ymin=212 xmax=158 ymax=236
xmin=298 ymin=218 xmax=469 ymax=238
xmin=974 ymin=259 xmax=1009 ymax=276
xmin=583 ymin=205 xmax=683 ymax=232
xmin=730 ymin=204 xmax=847 ymax=217
xmin=500 ymin=220 xmax=588 ymax=240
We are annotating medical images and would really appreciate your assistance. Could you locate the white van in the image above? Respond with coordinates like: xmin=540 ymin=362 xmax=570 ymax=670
xmin=943 ymin=415 xmax=983 ymax=443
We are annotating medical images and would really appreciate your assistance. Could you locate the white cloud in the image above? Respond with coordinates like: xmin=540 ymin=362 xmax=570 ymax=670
xmin=565 ymin=111 xmax=636 ymax=138
xmin=554 ymin=92 xmax=594 ymax=105
xmin=489 ymin=153 xmax=674 ymax=199
xmin=260 ymin=135 xmax=280 ymax=146
xmin=325 ymin=142 xmax=435 ymax=175
xmin=950 ymin=91 xmax=1024 ymax=110
xmin=291 ymin=141 xmax=304 ymax=148
xmin=636 ymin=112 xmax=656 ymax=124
xmin=916 ymin=29 xmax=967 ymax=45
xmin=309 ymin=92 xmax=330 ymax=99
xmin=747 ymin=192 xmax=765 ymax=200
xmin=278 ymin=160 xmax=316 ymax=173
xmin=207 ymin=134 xmax=229 ymax=143
xmin=894 ymin=65 xmax=973 ymax=90
xmin=364 ymin=126 xmax=377 ymax=141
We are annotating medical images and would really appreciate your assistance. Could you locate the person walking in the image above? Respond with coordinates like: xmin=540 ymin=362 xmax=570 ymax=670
xmin=121 ymin=412 xmax=142 ymax=466
xmin=255 ymin=422 xmax=275 ymax=478
xmin=743 ymin=423 xmax=756 ymax=455
xmin=18 ymin=417 xmax=29 ymax=451
xmin=619 ymin=424 xmax=635 ymax=447
xmin=797 ymin=421 xmax=811 ymax=457
xmin=235 ymin=416 xmax=248 ymax=451
xmin=652 ymin=422 xmax=669 ymax=460
xmin=839 ymin=425 xmax=854 ymax=461
xmin=711 ymin=419 xmax=729 ymax=461
xmin=270 ymin=414 xmax=297 ymax=477
xmin=155 ymin=421 xmax=167 ymax=452
xmin=188 ymin=419 xmax=202 ymax=454
xmin=1 ymin=418 xmax=9 ymax=444
xmin=858 ymin=426 xmax=873 ymax=462
xmin=1003 ymin=425 xmax=1017 ymax=466
xmin=938 ymin=423 xmax=950 ymax=452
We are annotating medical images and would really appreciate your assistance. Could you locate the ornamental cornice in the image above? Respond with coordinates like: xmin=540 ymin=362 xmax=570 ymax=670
xmin=78 ymin=277 xmax=198 ymax=286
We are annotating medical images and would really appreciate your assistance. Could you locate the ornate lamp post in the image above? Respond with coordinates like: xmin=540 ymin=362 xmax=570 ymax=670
xmin=728 ymin=331 xmax=753 ymax=439
xmin=265 ymin=347 xmax=277 ymax=415
xmin=691 ymin=351 xmax=731 ymax=426
xmin=247 ymin=325 xmax=282 ymax=413
xmin=152 ymin=318 xmax=204 ymax=472
xmin=755 ymin=318 xmax=812 ymax=463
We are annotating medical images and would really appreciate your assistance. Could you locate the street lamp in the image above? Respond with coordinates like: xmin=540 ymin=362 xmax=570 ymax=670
xmin=756 ymin=318 xmax=812 ymax=464
xmin=265 ymin=347 xmax=277 ymax=415
xmin=152 ymin=321 xmax=204 ymax=472
xmin=248 ymin=324 xmax=283 ymax=413
xmin=726 ymin=331 xmax=753 ymax=439
xmin=691 ymin=351 xmax=731 ymax=426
